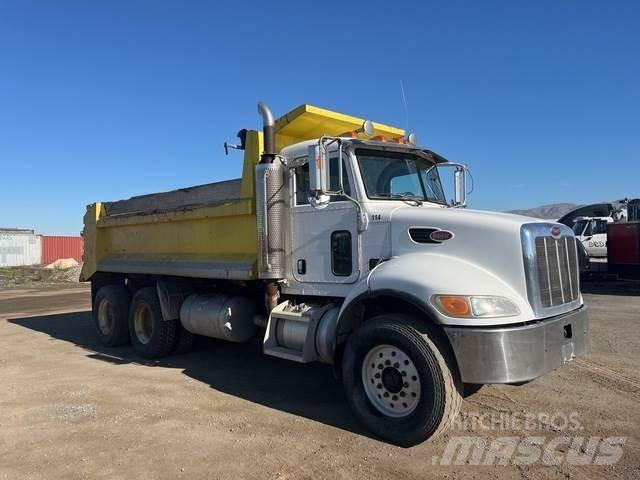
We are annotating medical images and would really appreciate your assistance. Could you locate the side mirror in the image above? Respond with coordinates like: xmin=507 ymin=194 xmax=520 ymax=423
xmin=308 ymin=144 xmax=329 ymax=194
xmin=453 ymin=167 xmax=467 ymax=207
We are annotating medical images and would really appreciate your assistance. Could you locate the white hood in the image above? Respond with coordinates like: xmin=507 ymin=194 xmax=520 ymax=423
xmin=389 ymin=207 xmax=549 ymax=306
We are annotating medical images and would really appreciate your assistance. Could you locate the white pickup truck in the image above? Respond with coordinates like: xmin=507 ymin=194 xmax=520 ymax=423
xmin=572 ymin=216 xmax=612 ymax=260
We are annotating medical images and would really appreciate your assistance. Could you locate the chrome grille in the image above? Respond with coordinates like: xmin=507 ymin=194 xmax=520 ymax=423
xmin=534 ymin=236 xmax=580 ymax=307
xmin=521 ymin=223 xmax=581 ymax=317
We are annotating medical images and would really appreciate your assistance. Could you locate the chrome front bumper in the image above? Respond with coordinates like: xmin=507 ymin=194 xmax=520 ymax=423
xmin=443 ymin=306 xmax=589 ymax=384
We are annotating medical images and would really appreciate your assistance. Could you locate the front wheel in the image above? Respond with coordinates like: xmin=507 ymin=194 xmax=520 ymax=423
xmin=342 ymin=314 xmax=462 ymax=447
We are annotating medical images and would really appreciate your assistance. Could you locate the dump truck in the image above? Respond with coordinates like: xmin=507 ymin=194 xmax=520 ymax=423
xmin=81 ymin=102 xmax=589 ymax=446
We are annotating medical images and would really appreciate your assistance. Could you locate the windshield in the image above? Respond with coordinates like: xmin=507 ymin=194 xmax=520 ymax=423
xmin=572 ymin=220 xmax=587 ymax=235
xmin=355 ymin=149 xmax=447 ymax=204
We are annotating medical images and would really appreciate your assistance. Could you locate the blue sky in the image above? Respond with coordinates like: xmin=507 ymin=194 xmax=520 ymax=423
xmin=1 ymin=1 xmax=638 ymax=235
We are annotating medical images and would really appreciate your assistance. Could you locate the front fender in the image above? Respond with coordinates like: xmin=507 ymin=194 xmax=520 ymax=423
xmin=342 ymin=253 xmax=534 ymax=327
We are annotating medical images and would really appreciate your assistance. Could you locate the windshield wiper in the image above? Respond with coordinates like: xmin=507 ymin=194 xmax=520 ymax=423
xmin=390 ymin=193 xmax=422 ymax=207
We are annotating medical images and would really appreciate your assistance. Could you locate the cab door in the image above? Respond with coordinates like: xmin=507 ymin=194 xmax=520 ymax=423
xmin=290 ymin=156 xmax=359 ymax=284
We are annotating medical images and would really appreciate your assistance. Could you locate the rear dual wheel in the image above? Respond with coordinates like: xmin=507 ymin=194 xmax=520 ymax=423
xmin=129 ymin=287 xmax=176 ymax=359
xmin=93 ymin=285 xmax=131 ymax=347
xmin=128 ymin=287 xmax=196 ymax=358
xmin=93 ymin=284 xmax=194 ymax=358
xmin=342 ymin=314 xmax=462 ymax=447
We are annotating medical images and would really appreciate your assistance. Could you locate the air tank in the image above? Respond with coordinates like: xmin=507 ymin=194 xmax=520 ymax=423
xmin=180 ymin=293 xmax=257 ymax=342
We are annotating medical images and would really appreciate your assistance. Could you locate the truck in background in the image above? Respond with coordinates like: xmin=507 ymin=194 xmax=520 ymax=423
xmin=81 ymin=102 xmax=589 ymax=446
xmin=608 ymin=199 xmax=640 ymax=280
xmin=571 ymin=216 xmax=612 ymax=262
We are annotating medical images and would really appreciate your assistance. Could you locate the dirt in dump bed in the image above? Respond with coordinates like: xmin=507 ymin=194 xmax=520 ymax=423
xmin=104 ymin=178 xmax=242 ymax=216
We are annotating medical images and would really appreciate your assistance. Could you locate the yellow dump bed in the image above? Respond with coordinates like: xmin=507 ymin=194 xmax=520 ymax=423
xmin=80 ymin=104 xmax=404 ymax=282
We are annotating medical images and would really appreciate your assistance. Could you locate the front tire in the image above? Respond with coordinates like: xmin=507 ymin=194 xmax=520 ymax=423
xmin=129 ymin=287 xmax=176 ymax=359
xmin=342 ymin=314 xmax=462 ymax=447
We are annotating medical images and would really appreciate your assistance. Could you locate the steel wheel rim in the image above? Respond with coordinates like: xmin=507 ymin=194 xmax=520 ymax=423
xmin=97 ymin=298 xmax=113 ymax=335
xmin=362 ymin=344 xmax=421 ymax=418
xmin=133 ymin=304 xmax=153 ymax=345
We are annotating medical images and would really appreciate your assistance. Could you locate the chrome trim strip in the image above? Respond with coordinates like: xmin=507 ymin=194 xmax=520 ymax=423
xmin=564 ymin=237 xmax=574 ymax=300
xmin=543 ymin=237 xmax=553 ymax=306
xmin=555 ymin=239 xmax=565 ymax=304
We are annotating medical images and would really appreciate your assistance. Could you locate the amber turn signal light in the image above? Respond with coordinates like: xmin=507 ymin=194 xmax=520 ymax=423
xmin=435 ymin=296 xmax=471 ymax=317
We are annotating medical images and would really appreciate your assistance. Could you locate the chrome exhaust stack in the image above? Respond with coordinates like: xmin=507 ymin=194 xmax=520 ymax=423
xmin=255 ymin=102 xmax=285 ymax=288
xmin=257 ymin=101 xmax=276 ymax=164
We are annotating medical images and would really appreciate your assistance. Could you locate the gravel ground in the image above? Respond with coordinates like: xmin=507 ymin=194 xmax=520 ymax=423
xmin=0 ymin=282 xmax=638 ymax=479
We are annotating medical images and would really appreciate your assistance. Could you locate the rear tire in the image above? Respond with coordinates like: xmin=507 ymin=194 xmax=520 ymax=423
xmin=342 ymin=314 xmax=462 ymax=447
xmin=172 ymin=323 xmax=196 ymax=354
xmin=93 ymin=285 xmax=131 ymax=347
xmin=129 ymin=287 xmax=176 ymax=359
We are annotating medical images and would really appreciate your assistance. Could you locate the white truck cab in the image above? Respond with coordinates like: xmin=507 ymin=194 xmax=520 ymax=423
xmin=255 ymin=110 xmax=588 ymax=445
xmin=572 ymin=216 xmax=611 ymax=260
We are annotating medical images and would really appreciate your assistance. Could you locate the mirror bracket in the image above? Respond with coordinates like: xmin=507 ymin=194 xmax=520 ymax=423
xmin=309 ymin=137 xmax=347 ymax=198
xmin=426 ymin=162 xmax=470 ymax=208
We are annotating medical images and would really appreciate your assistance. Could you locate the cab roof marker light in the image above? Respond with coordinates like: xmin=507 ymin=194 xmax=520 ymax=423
xmin=339 ymin=120 xmax=374 ymax=138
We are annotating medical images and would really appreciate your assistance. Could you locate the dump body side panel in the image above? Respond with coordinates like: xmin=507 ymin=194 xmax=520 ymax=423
xmin=96 ymin=199 xmax=258 ymax=280
xmin=80 ymin=130 xmax=264 ymax=282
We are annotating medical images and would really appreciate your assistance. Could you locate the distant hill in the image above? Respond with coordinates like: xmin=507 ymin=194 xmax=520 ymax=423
xmin=507 ymin=203 xmax=579 ymax=220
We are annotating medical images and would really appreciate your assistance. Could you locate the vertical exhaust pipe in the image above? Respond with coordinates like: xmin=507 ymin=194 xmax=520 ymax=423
xmin=257 ymin=101 xmax=275 ymax=164
xmin=255 ymin=101 xmax=284 ymax=310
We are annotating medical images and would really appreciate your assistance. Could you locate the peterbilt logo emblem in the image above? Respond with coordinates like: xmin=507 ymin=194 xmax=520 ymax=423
xmin=429 ymin=230 xmax=454 ymax=242
xmin=551 ymin=225 xmax=562 ymax=238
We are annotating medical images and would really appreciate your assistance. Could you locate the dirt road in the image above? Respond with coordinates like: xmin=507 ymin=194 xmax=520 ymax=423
xmin=1 ymin=283 xmax=638 ymax=479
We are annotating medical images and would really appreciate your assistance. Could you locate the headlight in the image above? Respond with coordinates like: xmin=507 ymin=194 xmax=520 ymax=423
xmin=431 ymin=295 xmax=520 ymax=318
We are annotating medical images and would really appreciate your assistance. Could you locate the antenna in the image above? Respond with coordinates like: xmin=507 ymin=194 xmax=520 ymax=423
xmin=399 ymin=79 xmax=409 ymax=133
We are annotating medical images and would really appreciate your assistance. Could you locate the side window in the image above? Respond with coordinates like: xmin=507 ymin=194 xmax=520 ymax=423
xmin=295 ymin=163 xmax=310 ymax=205
xmin=572 ymin=221 xmax=586 ymax=236
xmin=331 ymin=230 xmax=352 ymax=276
xmin=295 ymin=157 xmax=351 ymax=206
xmin=583 ymin=221 xmax=593 ymax=237
xmin=329 ymin=157 xmax=352 ymax=200
xmin=593 ymin=220 xmax=608 ymax=235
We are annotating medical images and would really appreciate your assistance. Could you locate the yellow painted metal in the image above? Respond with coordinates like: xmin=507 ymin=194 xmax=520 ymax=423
xmin=81 ymin=198 xmax=258 ymax=281
xmin=81 ymin=133 xmax=263 ymax=282
xmin=80 ymin=202 xmax=106 ymax=281
xmin=81 ymin=104 xmax=404 ymax=282
xmin=275 ymin=104 xmax=405 ymax=150
xmin=240 ymin=129 xmax=262 ymax=200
